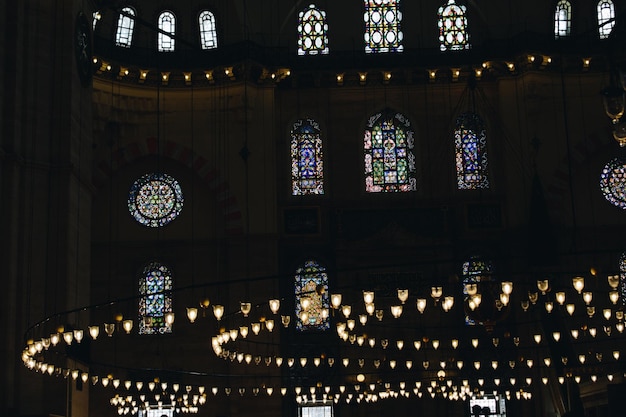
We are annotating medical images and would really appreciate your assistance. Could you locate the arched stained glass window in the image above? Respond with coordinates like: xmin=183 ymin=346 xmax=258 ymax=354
xmin=597 ymin=0 xmax=615 ymax=39
xmin=199 ymin=10 xmax=218 ymax=50
xmin=139 ymin=262 xmax=173 ymax=335
xmin=364 ymin=110 xmax=416 ymax=193
xmin=438 ymin=0 xmax=470 ymax=51
xmin=298 ymin=4 xmax=329 ymax=55
xmin=363 ymin=0 xmax=403 ymax=53
xmin=554 ymin=0 xmax=572 ymax=39
xmin=291 ymin=119 xmax=324 ymax=195
xmin=295 ymin=260 xmax=330 ymax=331
xmin=455 ymin=112 xmax=489 ymax=190
xmin=158 ymin=11 xmax=176 ymax=52
xmin=115 ymin=7 xmax=135 ymax=47
xmin=128 ymin=173 xmax=184 ymax=227
xmin=600 ymin=157 xmax=626 ymax=209
xmin=462 ymin=258 xmax=493 ymax=326
xmin=620 ymin=252 xmax=626 ymax=305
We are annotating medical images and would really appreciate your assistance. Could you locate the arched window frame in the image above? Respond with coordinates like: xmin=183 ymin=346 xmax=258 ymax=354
xmin=455 ymin=112 xmax=490 ymax=190
xmin=437 ymin=0 xmax=470 ymax=51
xmin=158 ymin=11 xmax=176 ymax=52
xmin=291 ymin=119 xmax=324 ymax=195
xmin=199 ymin=10 xmax=218 ymax=50
xmin=294 ymin=260 xmax=330 ymax=331
xmin=554 ymin=0 xmax=572 ymax=39
xmin=139 ymin=262 xmax=173 ymax=335
xmin=298 ymin=4 xmax=329 ymax=56
xmin=363 ymin=0 xmax=403 ymax=53
xmin=364 ymin=110 xmax=416 ymax=193
xmin=115 ymin=7 xmax=136 ymax=47
xmin=597 ymin=0 xmax=615 ymax=39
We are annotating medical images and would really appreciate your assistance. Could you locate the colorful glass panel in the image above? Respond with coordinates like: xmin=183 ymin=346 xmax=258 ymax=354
xmin=455 ymin=113 xmax=489 ymax=190
xmin=363 ymin=0 xmax=403 ymax=53
xmin=364 ymin=111 xmax=416 ymax=192
xmin=620 ymin=252 xmax=626 ymax=305
xmin=600 ymin=158 xmax=626 ymax=209
xmin=554 ymin=0 xmax=572 ymax=39
xmin=597 ymin=0 xmax=615 ymax=39
xmin=438 ymin=0 xmax=470 ymax=51
xmin=298 ymin=4 xmax=329 ymax=55
xmin=158 ymin=11 xmax=176 ymax=52
xmin=139 ymin=262 xmax=173 ymax=335
xmin=291 ymin=119 xmax=324 ymax=195
xmin=462 ymin=258 xmax=493 ymax=325
xmin=295 ymin=260 xmax=330 ymax=331
xmin=199 ymin=10 xmax=218 ymax=50
xmin=115 ymin=7 xmax=135 ymax=47
xmin=128 ymin=173 xmax=184 ymax=227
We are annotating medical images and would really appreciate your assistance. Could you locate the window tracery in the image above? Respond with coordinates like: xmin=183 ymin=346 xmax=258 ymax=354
xmin=298 ymin=4 xmax=329 ymax=55
xmin=291 ymin=119 xmax=324 ymax=195
xmin=554 ymin=0 xmax=572 ymax=39
xmin=199 ymin=10 xmax=218 ymax=50
xmin=455 ymin=112 xmax=490 ymax=190
xmin=139 ymin=262 xmax=173 ymax=335
xmin=597 ymin=0 xmax=615 ymax=39
xmin=437 ymin=0 xmax=470 ymax=51
xmin=295 ymin=260 xmax=330 ymax=331
xmin=600 ymin=158 xmax=626 ymax=209
xmin=128 ymin=173 xmax=184 ymax=227
xmin=363 ymin=0 xmax=403 ymax=53
xmin=115 ymin=7 xmax=135 ymax=47
xmin=158 ymin=11 xmax=176 ymax=52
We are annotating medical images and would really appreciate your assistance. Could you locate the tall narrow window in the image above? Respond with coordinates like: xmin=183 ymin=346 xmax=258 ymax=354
xmin=554 ymin=0 xmax=572 ymax=39
xmin=115 ymin=7 xmax=135 ymax=47
xmin=158 ymin=11 xmax=176 ymax=52
xmin=199 ymin=10 xmax=218 ymax=50
xmin=363 ymin=0 xmax=403 ymax=53
xmin=139 ymin=262 xmax=173 ymax=335
xmin=438 ymin=0 xmax=470 ymax=51
xmin=93 ymin=11 xmax=102 ymax=31
xmin=291 ymin=119 xmax=324 ymax=195
xmin=455 ymin=112 xmax=489 ymax=190
xmin=364 ymin=110 xmax=416 ymax=193
xmin=298 ymin=4 xmax=329 ymax=55
xmin=295 ymin=260 xmax=330 ymax=331
xmin=620 ymin=252 xmax=626 ymax=305
xmin=597 ymin=0 xmax=615 ymax=39
xmin=461 ymin=258 xmax=493 ymax=326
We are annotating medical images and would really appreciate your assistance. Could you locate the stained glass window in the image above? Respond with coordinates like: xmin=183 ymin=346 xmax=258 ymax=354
xmin=199 ymin=10 xmax=218 ymax=50
xmin=295 ymin=260 xmax=330 ymax=331
xmin=554 ymin=0 xmax=572 ymax=39
xmin=620 ymin=252 xmax=626 ymax=305
xmin=139 ymin=262 xmax=173 ymax=335
xmin=158 ymin=11 xmax=176 ymax=52
xmin=364 ymin=111 xmax=416 ymax=193
xmin=597 ymin=0 xmax=615 ymax=39
xmin=291 ymin=119 xmax=324 ymax=195
xmin=600 ymin=157 xmax=626 ymax=209
xmin=363 ymin=0 xmax=403 ymax=53
xmin=128 ymin=173 xmax=184 ymax=227
xmin=438 ymin=0 xmax=470 ymax=51
xmin=115 ymin=7 xmax=135 ymax=47
xmin=455 ymin=113 xmax=489 ymax=190
xmin=298 ymin=4 xmax=329 ymax=56
xmin=462 ymin=258 xmax=493 ymax=325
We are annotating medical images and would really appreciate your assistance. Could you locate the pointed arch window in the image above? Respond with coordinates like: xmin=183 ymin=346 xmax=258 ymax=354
xmin=438 ymin=0 xmax=470 ymax=51
xmin=597 ymin=0 xmax=615 ymax=39
xmin=199 ymin=10 xmax=218 ymax=50
xmin=298 ymin=4 xmax=329 ymax=55
xmin=291 ymin=119 xmax=324 ymax=195
xmin=363 ymin=0 xmax=403 ymax=53
xmin=554 ymin=0 xmax=572 ymax=39
xmin=115 ymin=7 xmax=135 ymax=47
xmin=364 ymin=110 xmax=416 ymax=193
xmin=158 ymin=11 xmax=176 ymax=52
xmin=295 ymin=260 xmax=330 ymax=331
xmin=455 ymin=112 xmax=489 ymax=190
xmin=139 ymin=262 xmax=173 ymax=335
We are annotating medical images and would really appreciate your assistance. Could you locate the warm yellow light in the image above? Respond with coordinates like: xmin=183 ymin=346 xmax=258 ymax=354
xmin=583 ymin=291 xmax=593 ymax=305
xmin=241 ymin=302 xmax=252 ymax=316
xmin=122 ymin=320 xmax=133 ymax=334
xmin=556 ymin=291 xmax=566 ymax=305
xmin=213 ymin=305 xmax=224 ymax=320
xmin=566 ymin=303 xmax=575 ymax=316
xmin=186 ymin=307 xmax=198 ymax=323
xmin=397 ymin=289 xmax=408 ymax=304
xmin=572 ymin=276 xmax=585 ymax=293
xmin=501 ymin=281 xmax=513 ymax=295
xmin=416 ymin=298 xmax=427 ymax=313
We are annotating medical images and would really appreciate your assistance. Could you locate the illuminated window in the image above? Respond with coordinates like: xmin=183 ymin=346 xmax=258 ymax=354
xmin=364 ymin=110 xmax=416 ymax=193
xmin=597 ymin=0 xmax=615 ymax=39
xmin=199 ymin=10 xmax=218 ymax=50
xmin=455 ymin=113 xmax=489 ymax=190
xmin=295 ymin=260 xmax=330 ymax=331
xmin=115 ymin=7 xmax=135 ymax=47
xmin=298 ymin=4 xmax=329 ymax=55
xmin=299 ymin=404 xmax=333 ymax=417
xmin=128 ymin=173 xmax=184 ymax=227
xmin=363 ymin=0 xmax=403 ymax=53
xmin=139 ymin=262 xmax=173 ymax=335
xmin=158 ymin=11 xmax=176 ymax=52
xmin=291 ymin=119 xmax=324 ymax=195
xmin=554 ymin=0 xmax=572 ymax=39
xmin=438 ymin=0 xmax=470 ymax=51
xmin=93 ymin=11 xmax=102 ymax=31
xmin=462 ymin=258 xmax=493 ymax=326
xmin=600 ymin=157 xmax=626 ymax=209
xmin=620 ymin=252 xmax=626 ymax=305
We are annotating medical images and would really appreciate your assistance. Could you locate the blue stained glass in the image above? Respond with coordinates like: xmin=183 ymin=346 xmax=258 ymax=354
xmin=128 ymin=173 xmax=184 ymax=227
xmin=139 ymin=262 xmax=173 ymax=335
xmin=600 ymin=158 xmax=626 ymax=209
xmin=620 ymin=253 xmax=626 ymax=305
xmin=455 ymin=113 xmax=489 ymax=190
xmin=291 ymin=119 xmax=324 ymax=195
xmin=295 ymin=260 xmax=330 ymax=331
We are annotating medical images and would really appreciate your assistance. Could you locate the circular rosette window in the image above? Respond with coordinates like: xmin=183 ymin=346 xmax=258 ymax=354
xmin=128 ymin=173 xmax=184 ymax=227
xmin=600 ymin=157 xmax=626 ymax=209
